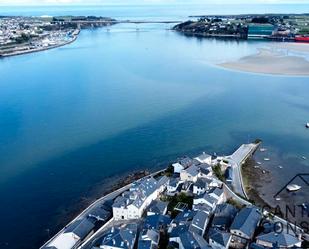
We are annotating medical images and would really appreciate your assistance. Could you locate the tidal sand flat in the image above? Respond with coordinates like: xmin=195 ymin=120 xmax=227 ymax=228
xmin=219 ymin=47 xmax=309 ymax=76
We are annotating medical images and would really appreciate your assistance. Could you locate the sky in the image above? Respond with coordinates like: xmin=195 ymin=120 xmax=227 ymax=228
xmin=0 ymin=0 xmax=309 ymax=5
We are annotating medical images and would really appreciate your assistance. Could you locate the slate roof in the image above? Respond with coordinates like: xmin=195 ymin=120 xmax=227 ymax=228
xmin=144 ymin=214 xmax=171 ymax=230
xmin=214 ymin=203 xmax=238 ymax=218
xmin=173 ymin=210 xmax=196 ymax=225
xmin=209 ymin=187 xmax=224 ymax=198
xmin=113 ymin=177 xmax=159 ymax=209
xmin=147 ymin=200 xmax=168 ymax=215
xmin=179 ymin=157 xmax=194 ymax=168
xmin=179 ymin=231 xmax=212 ymax=249
xmin=230 ymin=207 xmax=261 ymax=238
xmin=186 ymin=165 xmax=199 ymax=177
xmin=208 ymin=229 xmax=231 ymax=247
xmin=191 ymin=211 xmax=209 ymax=231
xmin=194 ymin=178 xmax=208 ymax=189
xmin=100 ymin=224 xmax=137 ymax=249
xmin=64 ymin=217 xmax=95 ymax=239
xmin=256 ymin=232 xmax=301 ymax=247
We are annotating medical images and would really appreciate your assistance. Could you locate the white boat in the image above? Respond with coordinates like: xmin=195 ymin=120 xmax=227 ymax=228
xmin=306 ymin=123 xmax=309 ymax=128
xmin=257 ymin=162 xmax=262 ymax=165
xmin=260 ymin=148 xmax=267 ymax=152
xmin=278 ymin=165 xmax=283 ymax=169
xmin=276 ymin=197 xmax=281 ymax=201
xmin=264 ymin=158 xmax=270 ymax=161
xmin=302 ymin=156 xmax=307 ymax=160
xmin=286 ymin=184 xmax=302 ymax=192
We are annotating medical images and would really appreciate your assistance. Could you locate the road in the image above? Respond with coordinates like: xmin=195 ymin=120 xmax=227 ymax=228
xmin=226 ymin=143 xmax=260 ymax=198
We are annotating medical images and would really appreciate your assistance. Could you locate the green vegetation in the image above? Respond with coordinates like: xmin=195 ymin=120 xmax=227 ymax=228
xmin=164 ymin=165 xmax=174 ymax=177
xmin=213 ymin=164 xmax=225 ymax=181
xmin=227 ymin=198 xmax=245 ymax=209
xmin=161 ymin=193 xmax=193 ymax=218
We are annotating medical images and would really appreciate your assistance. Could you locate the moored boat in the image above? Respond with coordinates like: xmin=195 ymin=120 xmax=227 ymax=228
xmin=295 ymin=35 xmax=309 ymax=43
xmin=286 ymin=184 xmax=302 ymax=192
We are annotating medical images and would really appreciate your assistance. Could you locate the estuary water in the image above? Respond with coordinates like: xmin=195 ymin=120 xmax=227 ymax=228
xmin=0 ymin=4 xmax=309 ymax=249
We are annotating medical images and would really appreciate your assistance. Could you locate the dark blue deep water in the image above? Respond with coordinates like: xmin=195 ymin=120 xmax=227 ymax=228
xmin=0 ymin=4 xmax=309 ymax=249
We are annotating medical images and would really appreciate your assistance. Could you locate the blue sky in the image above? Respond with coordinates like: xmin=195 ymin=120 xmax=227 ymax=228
xmin=0 ymin=0 xmax=308 ymax=5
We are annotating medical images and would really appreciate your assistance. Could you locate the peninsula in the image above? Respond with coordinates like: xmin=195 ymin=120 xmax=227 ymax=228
xmin=0 ymin=16 xmax=116 ymax=57
xmin=40 ymin=141 xmax=308 ymax=249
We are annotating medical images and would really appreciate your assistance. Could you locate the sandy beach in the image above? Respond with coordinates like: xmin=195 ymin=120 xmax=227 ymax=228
xmin=219 ymin=45 xmax=309 ymax=76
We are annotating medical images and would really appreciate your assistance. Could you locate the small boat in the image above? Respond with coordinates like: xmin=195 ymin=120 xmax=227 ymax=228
xmin=254 ymin=165 xmax=260 ymax=168
xmin=278 ymin=165 xmax=283 ymax=169
xmin=276 ymin=197 xmax=281 ymax=201
xmin=260 ymin=148 xmax=267 ymax=152
xmin=302 ymin=156 xmax=307 ymax=160
xmin=306 ymin=123 xmax=309 ymax=128
xmin=286 ymin=184 xmax=302 ymax=192
xmin=257 ymin=162 xmax=262 ymax=165
xmin=262 ymin=170 xmax=266 ymax=174
xmin=264 ymin=158 xmax=270 ymax=161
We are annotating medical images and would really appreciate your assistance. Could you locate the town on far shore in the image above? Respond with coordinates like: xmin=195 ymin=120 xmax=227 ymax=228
xmin=0 ymin=15 xmax=115 ymax=57
xmin=41 ymin=140 xmax=309 ymax=249
xmin=173 ymin=14 xmax=309 ymax=41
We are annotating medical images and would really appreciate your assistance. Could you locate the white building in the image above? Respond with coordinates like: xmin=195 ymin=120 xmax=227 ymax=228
xmin=195 ymin=152 xmax=212 ymax=165
xmin=180 ymin=165 xmax=199 ymax=182
xmin=172 ymin=162 xmax=184 ymax=174
xmin=112 ymin=177 xmax=161 ymax=220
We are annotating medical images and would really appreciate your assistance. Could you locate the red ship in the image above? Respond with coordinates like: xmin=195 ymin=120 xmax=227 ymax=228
xmin=295 ymin=35 xmax=309 ymax=43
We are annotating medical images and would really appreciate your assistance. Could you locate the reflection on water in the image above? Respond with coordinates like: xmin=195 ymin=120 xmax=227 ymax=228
xmin=0 ymin=21 xmax=309 ymax=249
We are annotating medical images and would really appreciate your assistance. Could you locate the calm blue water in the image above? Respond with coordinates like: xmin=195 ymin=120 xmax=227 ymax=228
xmin=0 ymin=4 xmax=309 ymax=249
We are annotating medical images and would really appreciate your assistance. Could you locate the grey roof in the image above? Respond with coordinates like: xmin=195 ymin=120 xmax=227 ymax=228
xmin=191 ymin=211 xmax=209 ymax=230
xmin=214 ymin=203 xmax=238 ymax=218
xmin=209 ymin=187 xmax=224 ymax=198
xmin=179 ymin=157 xmax=194 ymax=168
xmin=179 ymin=231 xmax=212 ymax=249
xmin=256 ymin=232 xmax=301 ymax=247
xmin=186 ymin=165 xmax=199 ymax=177
xmin=157 ymin=175 xmax=169 ymax=187
xmin=193 ymin=204 xmax=213 ymax=214
xmin=100 ymin=224 xmax=137 ymax=249
xmin=173 ymin=210 xmax=196 ymax=225
xmin=169 ymin=224 xmax=189 ymax=239
xmin=230 ymin=207 xmax=261 ymax=238
xmin=137 ymin=240 xmax=152 ymax=249
xmin=144 ymin=214 xmax=171 ymax=230
xmin=64 ymin=218 xmax=95 ymax=239
xmin=148 ymin=200 xmax=168 ymax=215
xmin=195 ymin=153 xmax=211 ymax=161
xmin=113 ymin=177 xmax=159 ymax=209
xmin=169 ymin=177 xmax=179 ymax=187
xmin=199 ymin=167 xmax=211 ymax=176
xmin=194 ymin=178 xmax=208 ymax=189
xmin=201 ymin=193 xmax=217 ymax=205
xmin=139 ymin=228 xmax=159 ymax=246
xmin=208 ymin=229 xmax=231 ymax=247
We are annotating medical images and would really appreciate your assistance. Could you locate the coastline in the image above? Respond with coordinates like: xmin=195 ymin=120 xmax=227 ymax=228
xmin=0 ymin=32 xmax=79 ymax=59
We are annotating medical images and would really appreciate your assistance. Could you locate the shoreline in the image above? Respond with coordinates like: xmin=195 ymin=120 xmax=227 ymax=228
xmin=0 ymin=32 xmax=79 ymax=59
xmin=219 ymin=47 xmax=309 ymax=76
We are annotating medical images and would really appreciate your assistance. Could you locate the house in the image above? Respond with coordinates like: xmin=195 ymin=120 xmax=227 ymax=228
xmin=192 ymin=203 xmax=213 ymax=215
xmin=178 ymin=231 xmax=212 ymax=249
xmin=144 ymin=214 xmax=171 ymax=231
xmin=195 ymin=153 xmax=212 ymax=165
xmin=208 ymin=187 xmax=225 ymax=204
xmin=189 ymin=210 xmax=210 ymax=236
xmin=47 ymin=217 xmax=96 ymax=249
xmin=157 ymin=175 xmax=169 ymax=192
xmin=198 ymin=164 xmax=213 ymax=178
xmin=99 ymin=224 xmax=137 ymax=249
xmin=172 ymin=157 xmax=194 ymax=173
xmin=172 ymin=162 xmax=184 ymax=174
xmin=147 ymin=200 xmax=168 ymax=216
xmin=138 ymin=228 xmax=159 ymax=249
xmin=208 ymin=229 xmax=232 ymax=249
xmin=212 ymin=203 xmax=238 ymax=231
xmin=180 ymin=165 xmax=199 ymax=182
xmin=193 ymin=178 xmax=209 ymax=195
xmin=193 ymin=193 xmax=218 ymax=211
xmin=255 ymin=232 xmax=302 ymax=248
xmin=112 ymin=177 xmax=161 ymax=220
xmin=167 ymin=177 xmax=181 ymax=195
xmin=230 ymin=207 xmax=262 ymax=248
